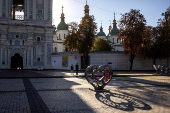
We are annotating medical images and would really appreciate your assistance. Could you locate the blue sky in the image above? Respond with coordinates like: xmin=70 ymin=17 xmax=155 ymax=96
xmin=53 ymin=0 xmax=170 ymax=35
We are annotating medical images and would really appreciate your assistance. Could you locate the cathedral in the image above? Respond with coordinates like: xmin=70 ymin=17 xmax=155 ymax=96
xmin=0 ymin=0 xmax=54 ymax=69
xmin=0 ymin=0 xmax=123 ymax=70
xmin=53 ymin=1 xmax=124 ymax=53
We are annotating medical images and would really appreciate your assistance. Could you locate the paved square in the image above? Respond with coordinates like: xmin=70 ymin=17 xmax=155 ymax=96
xmin=0 ymin=70 xmax=170 ymax=113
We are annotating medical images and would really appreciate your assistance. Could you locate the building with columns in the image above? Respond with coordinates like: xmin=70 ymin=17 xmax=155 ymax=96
xmin=0 ymin=0 xmax=54 ymax=69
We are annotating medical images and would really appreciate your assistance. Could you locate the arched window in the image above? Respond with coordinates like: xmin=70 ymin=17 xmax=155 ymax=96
xmin=37 ymin=37 xmax=40 ymax=41
xmin=54 ymin=47 xmax=57 ymax=52
xmin=12 ymin=0 xmax=24 ymax=20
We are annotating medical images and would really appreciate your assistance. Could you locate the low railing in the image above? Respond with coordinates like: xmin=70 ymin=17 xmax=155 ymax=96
xmin=14 ymin=15 xmax=24 ymax=20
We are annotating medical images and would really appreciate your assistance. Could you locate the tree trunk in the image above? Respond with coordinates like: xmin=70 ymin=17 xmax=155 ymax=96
xmin=130 ymin=58 xmax=134 ymax=71
xmin=130 ymin=54 xmax=134 ymax=71
xmin=83 ymin=52 xmax=89 ymax=69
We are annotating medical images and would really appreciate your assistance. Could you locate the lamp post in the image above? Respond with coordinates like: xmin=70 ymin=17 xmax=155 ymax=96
xmin=162 ymin=11 xmax=170 ymax=69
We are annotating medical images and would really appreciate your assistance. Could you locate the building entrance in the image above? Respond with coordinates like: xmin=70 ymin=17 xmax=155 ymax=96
xmin=11 ymin=53 xmax=23 ymax=69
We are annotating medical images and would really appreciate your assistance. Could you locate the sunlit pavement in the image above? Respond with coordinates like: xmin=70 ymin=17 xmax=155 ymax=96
xmin=0 ymin=70 xmax=170 ymax=113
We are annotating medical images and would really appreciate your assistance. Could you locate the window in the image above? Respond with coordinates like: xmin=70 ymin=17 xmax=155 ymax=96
xmin=117 ymin=38 xmax=118 ymax=43
xmin=16 ymin=35 xmax=19 ymax=38
xmin=54 ymin=47 xmax=57 ymax=52
xmin=64 ymin=34 xmax=65 ymax=39
xmin=37 ymin=37 xmax=40 ymax=41
xmin=22 ymin=40 xmax=24 ymax=45
xmin=37 ymin=58 xmax=40 ymax=61
xmin=113 ymin=38 xmax=114 ymax=44
xmin=12 ymin=0 xmax=24 ymax=20
xmin=10 ymin=40 xmax=12 ymax=45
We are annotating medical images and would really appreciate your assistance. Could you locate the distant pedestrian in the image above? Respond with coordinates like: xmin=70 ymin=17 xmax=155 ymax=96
xmin=71 ymin=64 xmax=74 ymax=75
xmin=75 ymin=63 xmax=79 ymax=75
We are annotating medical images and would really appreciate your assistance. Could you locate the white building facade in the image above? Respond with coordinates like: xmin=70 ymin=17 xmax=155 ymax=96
xmin=53 ymin=6 xmax=68 ymax=53
xmin=0 ymin=0 xmax=54 ymax=69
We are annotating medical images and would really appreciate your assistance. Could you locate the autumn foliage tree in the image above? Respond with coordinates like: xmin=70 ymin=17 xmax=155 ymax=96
xmin=156 ymin=7 xmax=170 ymax=67
xmin=78 ymin=15 xmax=97 ymax=67
xmin=91 ymin=38 xmax=112 ymax=51
xmin=118 ymin=9 xmax=146 ymax=70
xmin=63 ymin=22 xmax=79 ymax=53
xmin=64 ymin=15 xmax=97 ymax=68
xmin=140 ymin=26 xmax=162 ymax=65
xmin=140 ymin=26 xmax=159 ymax=64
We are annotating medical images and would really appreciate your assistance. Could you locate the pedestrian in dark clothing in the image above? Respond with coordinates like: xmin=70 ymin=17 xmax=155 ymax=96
xmin=75 ymin=63 xmax=79 ymax=75
xmin=71 ymin=64 xmax=74 ymax=75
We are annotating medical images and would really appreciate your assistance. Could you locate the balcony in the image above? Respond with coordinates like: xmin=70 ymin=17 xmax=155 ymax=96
xmin=14 ymin=15 xmax=24 ymax=20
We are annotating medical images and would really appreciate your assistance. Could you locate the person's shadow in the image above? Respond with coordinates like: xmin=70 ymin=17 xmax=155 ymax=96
xmin=95 ymin=90 xmax=152 ymax=111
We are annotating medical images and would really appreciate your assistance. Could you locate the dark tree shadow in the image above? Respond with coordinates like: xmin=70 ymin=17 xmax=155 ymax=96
xmin=95 ymin=90 xmax=152 ymax=111
xmin=105 ymin=76 xmax=170 ymax=108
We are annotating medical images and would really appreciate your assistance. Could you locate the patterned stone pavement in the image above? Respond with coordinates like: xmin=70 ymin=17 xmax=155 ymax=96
xmin=0 ymin=70 xmax=170 ymax=113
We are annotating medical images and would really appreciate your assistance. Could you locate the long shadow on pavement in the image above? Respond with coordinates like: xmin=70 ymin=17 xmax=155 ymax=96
xmin=108 ymin=77 xmax=170 ymax=108
xmin=95 ymin=89 xmax=152 ymax=111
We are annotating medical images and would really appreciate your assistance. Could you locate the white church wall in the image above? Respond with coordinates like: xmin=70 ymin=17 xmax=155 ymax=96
xmin=52 ymin=52 xmax=170 ymax=70
xmin=56 ymin=30 xmax=68 ymax=40
xmin=52 ymin=54 xmax=81 ymax=70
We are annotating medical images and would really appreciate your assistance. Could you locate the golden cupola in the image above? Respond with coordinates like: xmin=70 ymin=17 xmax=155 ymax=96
xmin=84 ymin=0 xmax=89 ymax=17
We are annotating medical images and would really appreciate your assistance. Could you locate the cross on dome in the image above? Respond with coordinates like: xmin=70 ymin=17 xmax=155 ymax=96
xmin=62 ymin=5 xmax=64 ymax=13
xmin=114 ymin=12 xmax=115 ymax=20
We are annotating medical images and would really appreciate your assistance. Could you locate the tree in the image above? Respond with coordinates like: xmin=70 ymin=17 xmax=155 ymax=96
xmin=140 ymin=26 xmax=161 ymax=65
xmin=63 ymin=22 xmax=79 ymax=53
xmin=77 ymin=15 xmax=97 ymax=68
xmin=118 ymin=9 xmax=146 ymax=70
xmin=64 ymin=16 xmax=97 ymax=68
xmin=91 ymin=38 xmax=112 ymax=51
xmin=157 ymin=7 xmax=170 ymax=67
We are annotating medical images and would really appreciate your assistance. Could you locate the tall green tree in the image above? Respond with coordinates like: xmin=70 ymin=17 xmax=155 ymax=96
xmin=118 ymin=9 xmax=146 ymax=70
xmin=91 ymin=38 xmax=112 ymax=51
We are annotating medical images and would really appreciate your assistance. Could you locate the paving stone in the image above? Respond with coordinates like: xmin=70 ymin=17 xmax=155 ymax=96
xmin=0 ymin=70 xmax=170 ymax=113
xmin=0 ymin=92 xmax=30 ymax=113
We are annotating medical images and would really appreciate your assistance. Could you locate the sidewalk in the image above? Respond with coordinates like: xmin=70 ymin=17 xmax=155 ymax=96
xmin=0 ymin=70 xmax=170 ymax=113
xmin=0 ymin=70 xmax=169 ymax=78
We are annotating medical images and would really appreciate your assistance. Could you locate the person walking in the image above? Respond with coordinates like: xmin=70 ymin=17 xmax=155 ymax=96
xmin=75 ymin=63 xmax=79 ymax=75
xmin=71 ymin=64 xmax=74 ymax=75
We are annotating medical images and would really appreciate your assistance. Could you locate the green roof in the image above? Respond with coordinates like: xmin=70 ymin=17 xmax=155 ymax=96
xmin=97 ymin=31 xmax=106 ymax=36
xmin=108 ymin=25 xmax=118 ymax=36
xmin=57 ymin=21 xmax=67 ymax=30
